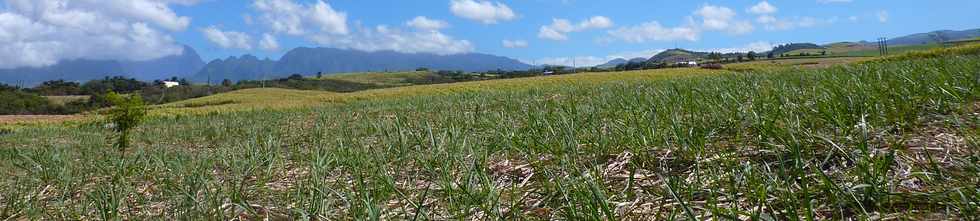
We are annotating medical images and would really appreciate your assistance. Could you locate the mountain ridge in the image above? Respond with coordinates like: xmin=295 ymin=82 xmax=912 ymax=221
xmin=192 ymin=47 xmax=533 ymax=82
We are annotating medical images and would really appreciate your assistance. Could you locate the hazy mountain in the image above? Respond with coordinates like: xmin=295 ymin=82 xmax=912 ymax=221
xmin=595 ymin=58 xmax=628 ymax=68
xmin=0 ymin=46 xmax=205 ymax=86
xmin=628 ymin=58 xmax=648 ymax=63
xmin=0 ymin=60 xmax=127 ymax=87
xmin=887 ymin=28 xmax=980 ymax=45
xmin=194 ymin=47 xmax=533 ymax=82
xmin=193 ymin=55 xmax=277 ymax=83
xmin=122 ymin=45 xmax=205 ymax=81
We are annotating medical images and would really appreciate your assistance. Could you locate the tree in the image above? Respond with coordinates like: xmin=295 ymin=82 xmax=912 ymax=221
xmin=221 ymin=79 xmax=233 ymax=87
xmin=747 ymin=51 xmax=757 ymax=61
xmin=33 ymin=79 xmax=82 ymax=96
xmin=105 ymin=92 xmax=146 ymax=153
xmin=316 ymin=72 xmax=323 ymax=79
xmin=737 ymin=54 xmax=744 ymax=62
xmin=708 ymin=52 xmax=722 ymax=62
xmin=767 ymin=52 xmax=775 ymax=59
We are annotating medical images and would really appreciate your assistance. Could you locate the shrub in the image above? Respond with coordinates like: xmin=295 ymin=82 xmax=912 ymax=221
xmin=105 ymin=92 xmax=147 ymax=152
xmin=701 ymin=63 xmax=724 ymax=70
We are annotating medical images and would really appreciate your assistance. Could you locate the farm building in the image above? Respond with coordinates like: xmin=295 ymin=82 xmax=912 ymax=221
xmin=163 ymin=81 xmax=180 ymax=88
xmin=674 ymin=61 xmax=698 ymax=67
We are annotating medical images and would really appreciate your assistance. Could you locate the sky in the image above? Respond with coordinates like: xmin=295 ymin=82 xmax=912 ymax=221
xmin=1 ymin=0 xmax=978 ymax=68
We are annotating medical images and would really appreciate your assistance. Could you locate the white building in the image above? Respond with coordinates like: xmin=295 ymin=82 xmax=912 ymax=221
xmin=163 ymin=81 xmax=180 ymax=88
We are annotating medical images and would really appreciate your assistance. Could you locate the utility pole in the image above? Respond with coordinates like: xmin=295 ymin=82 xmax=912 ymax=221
xmin=877 ymin=37 xmax=889 ymax=57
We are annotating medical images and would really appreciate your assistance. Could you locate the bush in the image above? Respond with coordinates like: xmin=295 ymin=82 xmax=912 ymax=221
xmin=701 ymin=63 xmax=724 ymax=70
xmin=106 ymin=92 xmax=146 ymax=152
xmin=0 ymin=90 xmax=55 ymax=115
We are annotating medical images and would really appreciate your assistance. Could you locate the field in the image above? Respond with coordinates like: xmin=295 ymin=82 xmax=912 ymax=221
xmin=318 ymin=71 xmax=453 ymax=88
xmin=1 ymin=45 xmax=980 ymax=220
xmin=724 ymin=57 xmax=870 ymax=72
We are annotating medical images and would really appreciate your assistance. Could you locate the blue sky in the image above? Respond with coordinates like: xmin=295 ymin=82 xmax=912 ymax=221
xmin=2 ymin=0 xmax=979 ymax=68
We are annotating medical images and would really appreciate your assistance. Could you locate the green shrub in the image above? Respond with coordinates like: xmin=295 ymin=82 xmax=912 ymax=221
xmin=105 ymin=92 xmax=147 ymax=152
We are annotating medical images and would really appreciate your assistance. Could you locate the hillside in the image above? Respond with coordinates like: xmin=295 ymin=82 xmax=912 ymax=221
xmin=647 ymin=49 xmax=708 ymax=63
xmin=888 ymin=28 xmax=980 ymax=45
xmin=595 ymin=58 xmax=628 ymax=68
xmin=771 ymin=43 xmax=825 ymax=55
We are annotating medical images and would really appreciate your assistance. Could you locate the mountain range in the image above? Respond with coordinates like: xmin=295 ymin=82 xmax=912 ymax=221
xmin=0 ymin=46 xmax=531 ymax=86
xmin=0 ymin=45 xmax=204 ymax=86
xmin=192 ymin=47 xmax=532 ymax=82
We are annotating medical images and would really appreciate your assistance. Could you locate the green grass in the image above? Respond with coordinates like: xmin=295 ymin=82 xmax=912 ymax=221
xmin=1 ymin=48 xmax=979 ymax=219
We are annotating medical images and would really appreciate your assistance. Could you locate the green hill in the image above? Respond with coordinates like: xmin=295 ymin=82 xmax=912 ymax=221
xmin=647 ymin=49 xmax=708 ymax=63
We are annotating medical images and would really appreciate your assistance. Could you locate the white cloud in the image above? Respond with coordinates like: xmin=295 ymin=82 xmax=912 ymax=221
xmin=250 ymin=0 xmax=472 ymax=55
xmin=876 ymin=10 xmax=889 ymax=23
xmin=259 ymin=33 xmax=280 ymax=51
xmin=201 ymin=26 xmax=253 ymax=50
xmin=406 ymin=16 xmax=449 ymax=30
xmin=848 ymin=15 xmax=859 ymax=22
xmin=608 ymin=49 xmax=664 ymax=60
xmin=502 ymin=39 xmax=528 ymax=48
xmin=253 ymin=0 xmax=348 ymax=35
xmin=757 ymin=15 xmax=836 ymax=31
xmin=0 ymin=0 xmax=195 ymax=69
xmin=694 ymin=4 xmax=754 ymax=35
xmin=449 ymin=0 xmax=516 ymax=24
xmin=538 ymin=16 xmax=613 ymax=41
xmin=695 ymin=5 xmax=735 ymax=30
xmin=748 ymin=1 xmax=777 ymax=14
xmin=308 ymin=25 xmax=473 ymax=55
xmin=533 ymin=56 xmax=609 ymax=68
xmin=608 ymin=21 xmax=700 ymax=43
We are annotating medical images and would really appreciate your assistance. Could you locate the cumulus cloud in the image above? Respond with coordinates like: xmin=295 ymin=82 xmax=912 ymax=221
xmin=449 ymin=0 xmax=516 ymax=24
xmin=250 ymin=0 xmax=472 ymax=55
xmin=607 ymin=21 xmax=700 ymax=43
xmin=259 ymin=33 xmax=280 ymax=51
xmin=502 ymin=39 xmax=528 ymax=48
xmin=308 ymin=25 xmax=473 ymax=55
xmin=748 ymin=1 xmax=777 ymax=14
xmin=406 ymin=16 xmax=449 ymax=30
xmin=253 ymin=0 xmax=348 ymax=35
xmin=532 ymin=56 xmax=609 ymax=68
xmin=201 ymin=26 xmax=253 ymax=50
xmin=0 ymin=0 xmax=195 ymax=69
xmin=695 ymin=4 xmax=754 ymax=35
xmin=749 ymin=2 xmax=837 ymax=31
xmin=538 ymin=16 xmax=613 ymax=41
